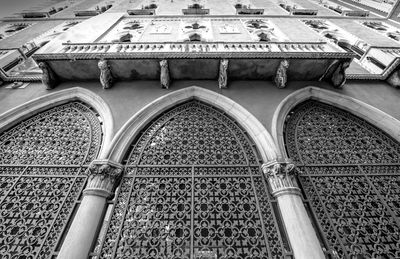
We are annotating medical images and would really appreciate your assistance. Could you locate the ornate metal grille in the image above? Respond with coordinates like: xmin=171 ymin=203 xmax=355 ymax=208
xmin=284 ymin=100 xmax=400 ymax=258
xmin=0 ymin=102 xmax=102 ymax=259
xmin=94 ymin=101 xmax=291 ymax=259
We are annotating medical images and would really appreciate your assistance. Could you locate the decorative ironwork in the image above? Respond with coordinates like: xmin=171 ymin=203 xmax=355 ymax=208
xmin=284 ymin=100 xmax=400 ymax=258
xmin=0 ymin=102 xmax=102 ymax=165
xmin=0 ymin=102 xmax=102 ymax=258
xmin=127 ymin=101 xmax=257 ymax=166
xmin=95 ymin=101 xmax=291 ymax=258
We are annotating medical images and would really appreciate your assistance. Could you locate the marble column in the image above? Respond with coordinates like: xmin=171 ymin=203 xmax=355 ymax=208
xmin=262 ymin=159 xmax=325 ymax=259
xmin=57 ymin=159 xmax=123 ymax=259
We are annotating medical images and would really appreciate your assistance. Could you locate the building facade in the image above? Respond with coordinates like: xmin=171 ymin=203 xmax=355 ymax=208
xmin=0 ymin=0 xmax=400 ymax=258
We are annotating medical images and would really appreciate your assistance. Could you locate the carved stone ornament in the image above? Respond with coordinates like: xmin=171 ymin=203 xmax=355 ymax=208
xmin=98 ymin=59 xmax=114 ymax=89
xmin=386 ymin=70 xmax=400 ymax=89
xmin=84 ymin=159 xmax=123 ymax=198
xmin=160 ymin=59 xmax=170 ymax=89
xmin=319 ymin=59 xmax=350 ymax=89
xmin=261 ymin=158 xmax=300 ymax=197
xmin=218 ymin=59 xmax=229 ymax=89
xmin=38 ymin=61 xmax=58 ymax=90
xmin=274 ymin=59 xmax=289 ymax=89
xmin=331 ymin=60 xmax=350 ymax=88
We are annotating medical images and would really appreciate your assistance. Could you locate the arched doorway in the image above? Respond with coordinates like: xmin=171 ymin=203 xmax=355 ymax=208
xmin=284 ymin=100 xmax=400 ymax=258
xmin=0 ymin=101 xmax=103 ymax=258
xmin=93 ymin=100 xmax=291 ymax=258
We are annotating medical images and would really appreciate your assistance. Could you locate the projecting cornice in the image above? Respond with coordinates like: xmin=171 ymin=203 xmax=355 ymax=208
xmin=32 ymin=41 xmax=354 ymax=89
xmin=33 ymin=42 xmax=354 ymax=61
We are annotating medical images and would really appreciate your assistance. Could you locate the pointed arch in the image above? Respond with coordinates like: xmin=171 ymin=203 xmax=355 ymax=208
xmin=0 ymin=87 xmax=113 ymax=158
xmin=272 ymin=86 xmax=400 ymax=158
xmin=107 ymin=86 xmax=278 ymax=163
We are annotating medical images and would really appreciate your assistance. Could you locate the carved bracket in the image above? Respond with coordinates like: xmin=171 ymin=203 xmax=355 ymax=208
xmin=84 ymin=159 xmax=123 ymax=198
xmin=274 ymin=59 xmax=289 ymax=89
xmin=38 ymin=61 xmax=59 ymax=90
xmin=98 ymin=60 xmax=114 ymax=89
xmin=218 ymin=59 xmax=229 ymax=89
xmin=160 ymin=59 xmax=170 ymax=89
xmin=319 ymin=59 xmax=351 ymax=89
xmin=262 ymin=158 xmax=300 ymax=197
xmin=387 ymin=70 xmax=400 ymax=89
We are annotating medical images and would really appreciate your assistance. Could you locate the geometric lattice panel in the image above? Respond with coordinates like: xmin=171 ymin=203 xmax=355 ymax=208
xmin=127 ymin=101 xmax=258 ymax=166
xmin=0 ymin=102 xmax=102 ymax=258
xmin=284 ymin=101 xmax=400 ymax=258
xmin=285 ymin=100 xmax=400 ymax=165
xmin=97 ymin=167 xmax=288 ymax=259
xmin=95 ymin=101 xmax=291 ymax=258
xmin=0 ymin=102 xmax=102 ymax=165
xmin=0 ymin=168 xmax=87 ymax=259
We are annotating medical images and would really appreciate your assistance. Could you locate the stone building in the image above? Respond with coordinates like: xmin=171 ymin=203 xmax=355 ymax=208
xmin=0 ymin=0 xmax=400 ymax=258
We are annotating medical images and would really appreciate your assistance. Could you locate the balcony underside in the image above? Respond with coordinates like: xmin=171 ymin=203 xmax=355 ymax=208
xmin=32 ymin=57 xmax=349 ymax=82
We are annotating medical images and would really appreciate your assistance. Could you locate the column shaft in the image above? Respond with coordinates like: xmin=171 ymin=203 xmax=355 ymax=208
xmin=263 ymin=159 xmax=325 ymax=259
xmin=277 ymin=194 xmax=325 ymax=259
xmin=57 ymin=159 xmax=123 ymax=259
xmin=58 ymin=195 xmax=107 ymax=259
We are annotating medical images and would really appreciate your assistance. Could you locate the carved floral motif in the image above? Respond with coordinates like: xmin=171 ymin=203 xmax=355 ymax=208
xmin=262 ymin=158 xmax=299 ymax=196
xmin=85 ymin=160 xmax=123 ymax=198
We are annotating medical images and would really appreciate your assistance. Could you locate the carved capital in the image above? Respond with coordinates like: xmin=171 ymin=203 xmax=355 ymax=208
xmin=274 ymin=59 xmax=289 ymax=89
xmin=38 ymin=62 xmax=58 ymax=90
xmin=218 ymin=59 xmax=229 ymax=89
xmin=160 ymin=59 xmax=170 ymax=89
xmin=262 ymin=158 xmax=300 ymax=197
xmin=84 ymin=159 xmax=123 ymax=198
xmin=98 ymin=60 xmax=114 ymax=89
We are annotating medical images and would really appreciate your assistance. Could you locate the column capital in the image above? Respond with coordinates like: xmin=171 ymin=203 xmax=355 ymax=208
xmin=261 ymin=158 xmax=301 ymax=197
xmin=84 ymin=159 xmax=123 ymax=198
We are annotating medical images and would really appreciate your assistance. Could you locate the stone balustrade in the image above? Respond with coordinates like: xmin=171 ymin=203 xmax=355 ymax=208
xmin=59 ymin=42 xmax=335 ymax=55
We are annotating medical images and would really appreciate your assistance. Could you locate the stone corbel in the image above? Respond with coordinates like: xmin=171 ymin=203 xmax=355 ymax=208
xmin=274 ymin=59 xmax=289 ymax=89
xmin=387 ymin=70 xmax=400 ymax=89
xmin=38 ymin=62 xmax=59 ymax=90
xmin=262 ymin=158 xmax=300 ymax=197
xmin=84 ymin=159 xmax=123 ymax=198
xmin=218 ymin=59 xmax=229 ymax=89
xmin=320 ymin=59 xmax=351 ymax=89
xmin=160 ymin=59 xmax=170 ymax=89
xmin=98 ymin=60 xmax=114 ymax=89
